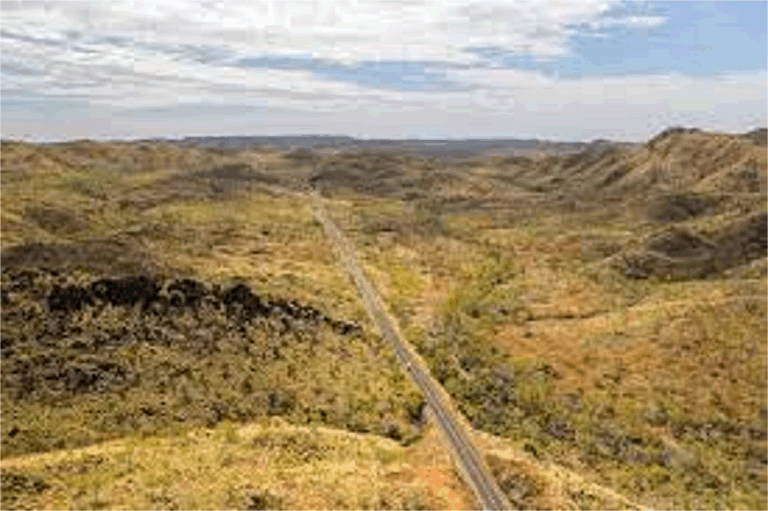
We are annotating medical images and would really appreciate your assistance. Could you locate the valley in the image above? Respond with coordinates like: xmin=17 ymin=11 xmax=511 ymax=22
xmin=1 ymin=128 xmax=765 ymax=509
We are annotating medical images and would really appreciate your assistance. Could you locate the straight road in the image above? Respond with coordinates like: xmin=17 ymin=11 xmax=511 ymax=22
xmin=311 ymin=191 xmax=511 ymax=511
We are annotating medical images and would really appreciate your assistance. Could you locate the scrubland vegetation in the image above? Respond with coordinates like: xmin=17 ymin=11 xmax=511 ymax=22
xmin=2 ymin=128 xmax=765 ymax=509
xmin=313 ymin=128 xmax=767 ymax=509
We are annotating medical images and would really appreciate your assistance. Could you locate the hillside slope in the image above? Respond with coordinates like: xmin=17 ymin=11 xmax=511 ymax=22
xmin=1 ymin=140 xmax=638 ymax=510
xmin=309 ymin=127 xmax=766 ymax=510
xmin=2 ymin=132 xmax=764 ymax=510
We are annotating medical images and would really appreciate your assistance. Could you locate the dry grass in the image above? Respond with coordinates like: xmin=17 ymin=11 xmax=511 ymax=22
xmin=0 ymin=419 xmax=470 ymax=510
xmin=1 ymin=140 xmax=361 ymax=317
xmin=2 ymin=132 xmax=765 ymax=509
xmin=312 ymin=129 xmax=767 ymax=509
xmin=0 ymin=141 xmax=433 ymax=508
xmin=1 ymin=415 xmax=656 ymax=511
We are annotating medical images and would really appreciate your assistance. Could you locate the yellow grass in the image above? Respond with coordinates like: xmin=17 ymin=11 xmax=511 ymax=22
xmin=3 ymin=132 xmax=765 ymax=509
xmin=0 ymin=419 xmax=469 ymax=510
xmin=309 ymin=131 xmax=767 ymax=509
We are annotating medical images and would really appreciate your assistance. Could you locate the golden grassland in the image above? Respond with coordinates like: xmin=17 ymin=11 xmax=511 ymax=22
xmin=1 ymin=131 xmax=765 ymax=509
xmin=1 ymin=141 xmax=429 ymax=509
xmin=313 ymin=130 xmax=767 ymax=509
xmin=0 ymin=141 xmax=361 ymax=317
xmin=1 ymin=414 xmax=649 ymax=511
xmin=0 ymin=418 xmax=468 ymax=510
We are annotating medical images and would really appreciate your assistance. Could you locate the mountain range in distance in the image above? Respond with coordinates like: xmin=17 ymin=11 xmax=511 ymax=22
xmin=139 ymin=134 xmax=640 ymax=158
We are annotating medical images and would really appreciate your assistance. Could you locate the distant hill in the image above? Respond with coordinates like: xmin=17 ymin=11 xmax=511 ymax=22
xmin=146 ymin=134 xmax=639 ymax=159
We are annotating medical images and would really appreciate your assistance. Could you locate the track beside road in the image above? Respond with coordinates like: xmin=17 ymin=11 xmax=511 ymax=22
xmin=312 ymin=191 xmax=511 ymax=511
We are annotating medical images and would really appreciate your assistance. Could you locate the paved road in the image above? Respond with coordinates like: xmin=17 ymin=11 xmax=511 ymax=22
xmin=312 ymin=191 xmax=511 ymax=511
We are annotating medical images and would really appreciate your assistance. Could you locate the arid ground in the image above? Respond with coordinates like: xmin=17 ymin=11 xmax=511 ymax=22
xmin=1 ymin=128 xmax=766 ymax=509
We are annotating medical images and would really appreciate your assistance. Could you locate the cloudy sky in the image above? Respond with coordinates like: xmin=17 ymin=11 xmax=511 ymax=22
xmin=1 ymin=0 xmax=766 ymax=141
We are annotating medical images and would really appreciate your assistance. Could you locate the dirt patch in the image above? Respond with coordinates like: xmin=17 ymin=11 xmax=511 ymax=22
xmin=408 ymin=467 xmax=472 ymax=510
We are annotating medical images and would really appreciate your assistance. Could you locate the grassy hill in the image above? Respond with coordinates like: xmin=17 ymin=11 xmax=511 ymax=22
xmin=1 ymin=419 xmax=469 ymax=510
xmin=1 ymin=130 xmax=765 ymax=509
xmin=310 ymin=127 xmax=766 ymax=509
xmin=0 ymin=141 xmax=430 ymax=508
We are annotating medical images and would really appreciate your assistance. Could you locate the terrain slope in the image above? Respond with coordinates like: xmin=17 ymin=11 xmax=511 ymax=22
xmin=309 ymin=127 xmax=767 ymax=509
xmin=1 ymin=139 xmax=655 ymax=510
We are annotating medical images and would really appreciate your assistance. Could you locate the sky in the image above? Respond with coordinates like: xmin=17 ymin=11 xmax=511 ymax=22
xmin=1 ymin=0 xmax=766 ymax=142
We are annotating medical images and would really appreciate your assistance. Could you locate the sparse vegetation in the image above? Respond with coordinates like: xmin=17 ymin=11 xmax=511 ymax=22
xmin=315 ymin=128 xmax=767 ymax=509
xmin=0 ymin=140 xmax=439 ymax=508
xmin=2 ymin=129 xmax=766 ymax=509
xmin=0 ymin=420 xmax=456 ymax=510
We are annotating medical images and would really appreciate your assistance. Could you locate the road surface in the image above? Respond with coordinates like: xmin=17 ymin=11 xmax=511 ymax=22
xmin=312 ymin=191 xmax=511 ymax=511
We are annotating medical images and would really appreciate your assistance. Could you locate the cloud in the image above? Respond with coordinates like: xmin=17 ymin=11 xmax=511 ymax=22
xmin=1 ymin=1 xmax=652 ymax=68
xmin=5 ymin=68 xmax=763 ymax=142
xmin=0 ymin=1 xmax=667 ymax=105
xmin=600 ymin=15 xmax=667 ymax=29
xmin=2 ymin=0 xmax=765 ymax=141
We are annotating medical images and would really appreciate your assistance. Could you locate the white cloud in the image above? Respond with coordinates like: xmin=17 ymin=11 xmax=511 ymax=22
xmin=588 ymin=14 xmax=667 ymax=30
xmin=2 ymin=0 xmax=766 ymax=141
xmin=0 ymin=0 xmax=658 ymax=108
xmin=1 ymin=0 xmax=643 ymax=64
xmin=5 ymin=68 xmax=763 ymax=142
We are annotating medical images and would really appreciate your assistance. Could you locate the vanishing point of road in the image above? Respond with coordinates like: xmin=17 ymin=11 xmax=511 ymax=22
xmin=311 ymin=191 xmax=511 ymax=511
